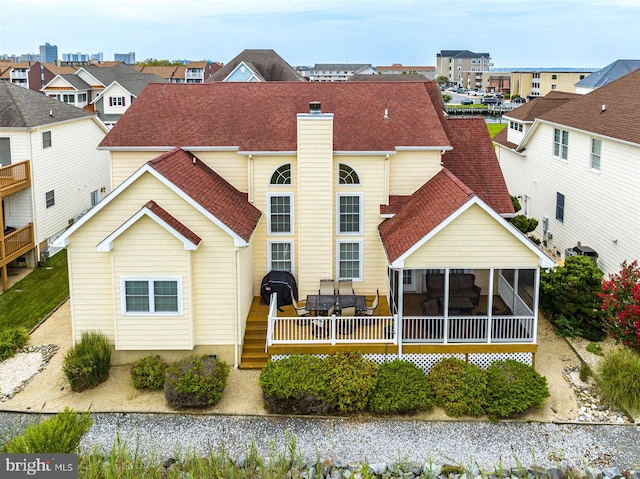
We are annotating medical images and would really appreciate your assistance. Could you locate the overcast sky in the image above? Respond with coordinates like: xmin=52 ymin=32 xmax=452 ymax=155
xmin=1 ymin=0 xmax=638 ymax=68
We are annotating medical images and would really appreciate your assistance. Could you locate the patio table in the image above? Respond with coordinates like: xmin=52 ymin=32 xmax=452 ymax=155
xmin=306 ymin=294 xmax=367 ymax=314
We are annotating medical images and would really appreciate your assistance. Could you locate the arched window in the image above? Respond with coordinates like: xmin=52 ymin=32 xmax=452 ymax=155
xmin=338 ymin=164 xmax=360 ymax=185
xmin=270 ymin=164 xmax=291 ymax=185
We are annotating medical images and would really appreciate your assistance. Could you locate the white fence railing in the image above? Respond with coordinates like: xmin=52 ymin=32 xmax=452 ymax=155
xmin=402 ymin=315 xmax=535 ymax=343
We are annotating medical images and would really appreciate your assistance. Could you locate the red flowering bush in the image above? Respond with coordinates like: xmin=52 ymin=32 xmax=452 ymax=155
xmin=600 ymin=260 xmax=640 ymax=351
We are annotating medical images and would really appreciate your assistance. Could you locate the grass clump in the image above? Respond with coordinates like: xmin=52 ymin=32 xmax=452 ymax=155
xmin=130 ymin=354 xmax=167 ymax=390
xmin=428 ymin=357 xmax=486 ymax=417
xmin=369 ymin=360 xmax=433 ymax=415
xmin=0 ymin=327 xmax=29 ymax=360
xmin=595 ymin=346 xmax=640 ymax=415
xmin=164 ymin=354 xmax=230 ymax=409
xmin=2 ymin=407 xmax=92 ymax=453
xmin=586 ymin=342 xmax=604 ymax=356
xmin=259 ymin=355 xmax=331 ymax=415
xmin=62 ymin=331 xmax=111 ymax=392
xmin=484 ymin=360 xmax=550 ymax=419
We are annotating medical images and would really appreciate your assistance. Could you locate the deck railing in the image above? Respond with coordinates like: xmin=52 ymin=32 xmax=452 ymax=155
xmin=402 ymin=315 xmax=535 ymax=343
xmin=0 ymin=161 xmax=31 ymax=193
xmin=1 ymin=223 xmax=34 ymax=261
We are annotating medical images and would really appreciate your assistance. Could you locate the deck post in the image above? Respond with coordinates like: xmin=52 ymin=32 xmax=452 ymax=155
xmin=532 ymin=267 xmax=540 ymax=342
xmin=487 ymin=268 xmax=494 ymax=343
xmin=443 ymin=268 xmax=450 ymax=344
xmin=397 ymin=269 xmax=404 ymax=358
xmin=330 ymin=314 xmax=336 ymax=346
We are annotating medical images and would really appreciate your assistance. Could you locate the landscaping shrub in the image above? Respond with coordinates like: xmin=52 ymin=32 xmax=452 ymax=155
xmin=600 ymin=260 xmax=640 ymax=351
xmin=2 ymin=407 xmax=92 ymax=453
xmin=131 ymin=355 xmax=167 ymax=390
xmin=428 ymin=357 xmax=486 ymax=417
xmin=62 ymin=331 xmax=111 ymax=392
xmin=595 ymin=346 xmax=640 ymax=415
xmin=369 ymin=360 xmax=433 ymax=415
xmin=510 ymin=215 xmax=538 ymax=235
xmin=484 ymin=360 xmax=549 ymax=419
xmin=324 ymin=351 xmax=378 ymax=414
xmin=259 ymin=355 xmax=331 ymax=415
xmin=540 ymin=255 xmax=606 ymax=341
xmin=0 ymin=327 xmax=29 ymax=361
xmin=164 ymin=355 xmax=230 ymax=409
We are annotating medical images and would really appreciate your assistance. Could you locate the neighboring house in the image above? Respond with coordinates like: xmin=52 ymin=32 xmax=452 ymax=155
xmin=54 ymin=81 xmax=554 ymax=371
xmin=436 ymin=50 xmax=492 ymax=89
xmin=208 ymin=50 xmax=304 ymax=82
xmin=0 ymin=81 xmax=111 ymax=291
xmin=574 ymin=59 xmax=640 ymax=94
xmin=308 ymin=64 xmax=375 ymax=81
xmin=42 ymin=63 xmax=166 ymax=127
xmin=134 ymin=62 xmax=223 ymax=83
xmin=493 ymin=69 xmax=640 ymax=276
xmin=0 ymin=61 xmax=76 ymax=91
xmin=348 ymin=74 xmax=430 ymax=82
xmin=375 ymin=64 xmax=436 ymax=80
xmin=509 ymin=68 xmax=596 ymax=99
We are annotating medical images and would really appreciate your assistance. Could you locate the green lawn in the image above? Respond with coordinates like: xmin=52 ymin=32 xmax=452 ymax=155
xmin=0 ymin=250 xmax=69 ymax=331
xmin=487 ymin=123 xmax=507 ymax=137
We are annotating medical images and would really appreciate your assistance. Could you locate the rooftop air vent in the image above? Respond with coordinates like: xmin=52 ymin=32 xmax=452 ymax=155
xmin=309 ymin=101 xmax=321 ymax=114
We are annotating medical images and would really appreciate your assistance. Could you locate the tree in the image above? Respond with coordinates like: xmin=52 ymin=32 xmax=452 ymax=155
xmin=600 ymin=260 xmax=640 ymax=351
xmin=137 ymin=58 xmax=185 ymax=66
xmin=540 ymin=255 xmax=606 ymax=340
xmin=436 ymin=76 xmax=449 ymax=87
xmin=511 ymin=195 xmax=522 ymax=213
xmin=442 ymin=93 xmax=452 ymax=104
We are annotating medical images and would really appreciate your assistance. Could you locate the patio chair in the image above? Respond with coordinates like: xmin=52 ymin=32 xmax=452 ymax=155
xmin=340 ymin=306 xmax=356 ymax=317
xmin=338 ymin=279 xmax=354 ymax=296
xmin=291 ymin=296 xmax=312 ymax=317
xmin=312 ymin=305 xmax=334 ymax=338
xmin=319 ymin=279 xmax=335 ymax=295
xmin=363 ymin=289 xmax=379 ymax=316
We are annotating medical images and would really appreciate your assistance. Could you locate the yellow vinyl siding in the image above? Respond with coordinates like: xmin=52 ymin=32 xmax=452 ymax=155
xmin=405 ymin=204 xmax=539 ymax=269
xmin=297 ymin=116 xmax=334 ymax=294
xmin=388 ymin=150 xmax=442 ymax=196
xmin=110 ymin=151 xmax=162 ymax=188
xmin=195 ymin=151 xmax=249 ymax=193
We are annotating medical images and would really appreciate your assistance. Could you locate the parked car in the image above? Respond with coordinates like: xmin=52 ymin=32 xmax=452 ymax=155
xmin=461 ymin=98 xmax=474 ymax=105
xmin=481 ymin=96 xmax=502 ymax=105
xmin=512 ymin=97 xmax=527 ymax=105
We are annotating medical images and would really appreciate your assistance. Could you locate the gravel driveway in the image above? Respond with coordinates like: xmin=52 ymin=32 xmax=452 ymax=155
xmin=1 ymin=412 xmax=639 ymax=470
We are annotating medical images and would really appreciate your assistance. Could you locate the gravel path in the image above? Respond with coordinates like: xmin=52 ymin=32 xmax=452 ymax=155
xmin=1 ymin=412 xmax=639 ymax=470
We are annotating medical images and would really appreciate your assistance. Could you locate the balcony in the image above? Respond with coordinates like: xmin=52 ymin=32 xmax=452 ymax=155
xmin=0 ymin=161 xmax=31 ymax=197
xmin=1 ymin=223 xmax=34 ymax=266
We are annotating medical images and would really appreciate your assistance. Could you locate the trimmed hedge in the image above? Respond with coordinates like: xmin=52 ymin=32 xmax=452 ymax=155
xmin=324 ymin=351 xmax=378 ymax=414
xmin=484 ymin=359 xmax=550 ymax=419
xmin=369 ymin=360 xmax=433 ymax=415
xmin=164 ymin=355 xmax=230 ymax=409
xmin=131 ymin=355 xmax=167 ymax=390
xmin=429 ymin=357 xmax=487 ymax=417
xmin=62 ymin=331 xmax=111 ymax=392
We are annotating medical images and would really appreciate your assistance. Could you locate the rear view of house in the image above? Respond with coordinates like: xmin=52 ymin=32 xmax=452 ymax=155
xmin=55 ymin=81 xmax=554 ymax=369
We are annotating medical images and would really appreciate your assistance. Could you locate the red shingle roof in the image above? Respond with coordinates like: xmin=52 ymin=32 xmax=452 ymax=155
xmin=144 ymin=200 xmax=201 ymax=246
xmin=379 ymin=169 xmax=474 ymax=262
xmin=100 ymin=81 xmax=451 ymax=151
xmin=148 ymin=148 xmax=261 ymax=242
xmin=505 ymin=91 xmax=580 ymax=122
xmin=442 ymin=118 xmax=514 ymax=214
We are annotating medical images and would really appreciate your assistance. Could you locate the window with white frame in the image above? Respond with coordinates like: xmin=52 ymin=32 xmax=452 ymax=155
xmin=122 ymin=278 xmax=181 ymax=314
xmin=590 ymin=138 xmax=601 ymax=171
xmin=42 ymin=131 xmax=52 ymax=149
xmin=268 ymin=194 xmax=292 ymax=234
xmin=270 ymin=164 xmax=291 ymax=185
xmin=109 ymin=96 xmax=126 ymax=107
xmin=553 ymin=128 xmax=569 ymax=160
xmin=269 ymin=241 xmax=293 ymax=273
xmin=337 ymin=193 xmax=362 ymax=234
xmin=337 ymin=241 xmax=362 ymax=280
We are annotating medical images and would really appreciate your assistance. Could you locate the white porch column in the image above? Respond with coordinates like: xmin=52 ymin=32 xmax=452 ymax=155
xmin=443 ymin=268 xmax=450 ymax=344
xmin=397 ymin=268 xmax=404 ymax=358
xmin=532 ymin=267 xmax=540 ymax=342
xmin=487 ymin=268 xmax=494 ymax=343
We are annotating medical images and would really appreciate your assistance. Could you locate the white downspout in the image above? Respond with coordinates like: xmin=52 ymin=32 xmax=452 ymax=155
xmin=248 ymin=154 xmax=254 ymax=203
xmin=384 ymin=153 xmax=390 ymax=205
xmin=234 ymin=249 xmax=240 ymax=369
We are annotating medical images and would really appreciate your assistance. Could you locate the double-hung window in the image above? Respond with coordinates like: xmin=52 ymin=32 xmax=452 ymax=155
xmin=337 ymin=193 xmax=363 ymax=234
xmin=269 ymin=241 xmax=293 ymax=273
xmin=109 ymin=96 xmax=126 ymax=107
xmin=337 ymin=241 xmax=362 ymax=281
xmin=42 ymin=131 xmax=52 ymax=149
xmin=45 ymin=190 xmax=55 ymax=208
xmin=122 ymin=278 xmax=181 ymax=314
xmin=268 ymin=194 xmax=292 ymax=234
xmin=553 ymin=128 xmax=569 ymax=160
xmin=590 ymin=138 xmax=601 ymax=172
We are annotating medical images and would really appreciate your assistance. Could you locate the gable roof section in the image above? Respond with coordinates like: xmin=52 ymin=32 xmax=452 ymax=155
xmin=54 ymin=148 xmax=262 ymax=248
xmin=100 ymin=81 xmax=451 ymax=152
xmin=0 ymin=80 xmax=94 ymax=127
xmin=148 ymin=149 xmax=261 ymax=242
xmin=83 ymin=63 xmax=166 ymax=95
xmin=43 ymin=73 xmax=91 ymax=91
xmin=97 ymin=200 xmax=201 ymax=252
xmin=504 ymin=91 xmax=580 ymax=122
xmin=210 ymin=49 xmax=304 ymax=82
xmin=539 ymin=68 xmax=640 ymax=145
xmin=379 ymin=169 xmax=474 ymax=263
xmin=441 ymin=118 xmax=514 ymax=214
xmin=575 ymin=60 xmax=640 ymax=89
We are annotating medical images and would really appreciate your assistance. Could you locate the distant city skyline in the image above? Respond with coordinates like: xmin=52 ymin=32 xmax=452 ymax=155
xmin=1 ymin=0 xmax=638 ymax=68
